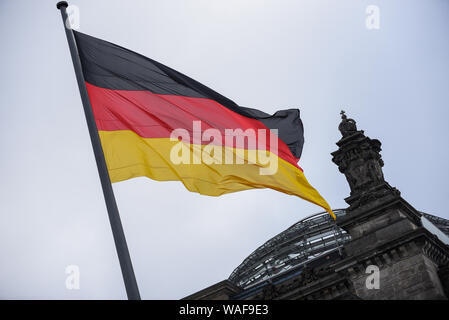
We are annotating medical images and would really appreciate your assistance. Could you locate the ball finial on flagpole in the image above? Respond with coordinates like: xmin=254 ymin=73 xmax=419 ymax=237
xmin=56 ymin=1 xmax=68 ymax=9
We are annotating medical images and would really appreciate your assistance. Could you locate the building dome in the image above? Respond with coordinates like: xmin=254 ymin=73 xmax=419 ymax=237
xmin=229 ymin=209 xmax=449 ymax=290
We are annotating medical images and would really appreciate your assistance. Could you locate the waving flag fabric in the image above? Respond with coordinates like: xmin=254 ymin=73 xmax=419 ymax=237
xmin=73 ymin=31 xmax=334 ymax=218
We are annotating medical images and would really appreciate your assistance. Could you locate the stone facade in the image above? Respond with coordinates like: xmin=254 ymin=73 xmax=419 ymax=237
xmin=185 ymin=112 xmax=449 ymax=300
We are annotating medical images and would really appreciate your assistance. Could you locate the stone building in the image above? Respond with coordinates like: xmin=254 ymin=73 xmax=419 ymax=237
xmin=184 ymin=112 xmax=449 ymax=300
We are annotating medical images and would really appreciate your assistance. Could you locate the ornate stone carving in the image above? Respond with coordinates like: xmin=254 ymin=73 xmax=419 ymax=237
xmin=331 ymin=111 xmax=397 ymax=211
xmin=301 ymin=266 xmax=319 ymax=285
xmin=338 ymin=110 xmax=358 ymax=137
xmin=261 ymin=283 xmax=279 ymax=299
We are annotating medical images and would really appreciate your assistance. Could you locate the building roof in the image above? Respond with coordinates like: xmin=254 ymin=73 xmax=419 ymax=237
xmin=229 ymin=209 xmax=449 ymax=289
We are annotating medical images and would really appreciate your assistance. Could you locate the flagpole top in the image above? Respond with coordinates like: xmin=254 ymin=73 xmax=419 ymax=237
xmin=56 ymin=1 xmax=68 ymax=9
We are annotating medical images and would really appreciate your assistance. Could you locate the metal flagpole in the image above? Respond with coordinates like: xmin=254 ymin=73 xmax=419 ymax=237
xmin=56 ymin=1 xmax=141 ymax=300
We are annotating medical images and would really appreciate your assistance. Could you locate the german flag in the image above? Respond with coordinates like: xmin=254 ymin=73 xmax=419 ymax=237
xmin=73 ymin=31 xmax=334 ymax=218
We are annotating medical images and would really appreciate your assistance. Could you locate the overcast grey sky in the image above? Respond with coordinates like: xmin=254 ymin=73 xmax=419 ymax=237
xmin=0 ymin=0 xmax=448 ymax=299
